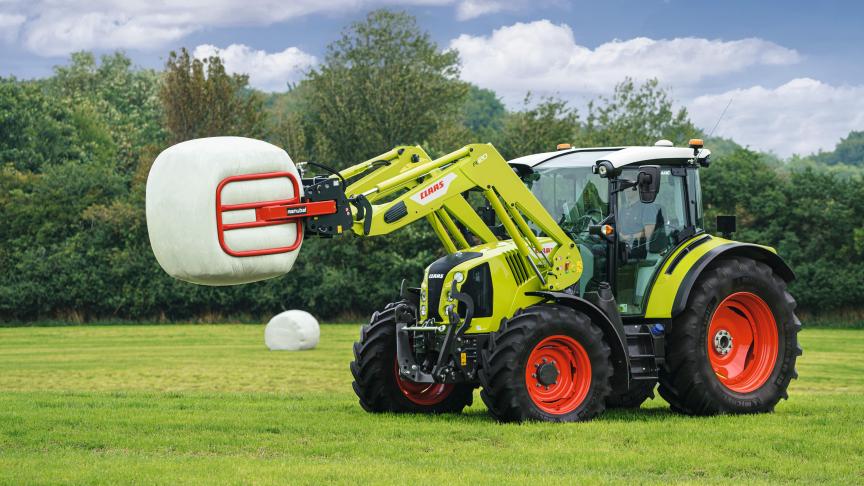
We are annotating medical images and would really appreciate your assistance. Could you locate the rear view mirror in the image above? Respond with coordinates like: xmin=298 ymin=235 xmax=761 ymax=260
xmin=637 ymin=165 xmax=661 ymax=203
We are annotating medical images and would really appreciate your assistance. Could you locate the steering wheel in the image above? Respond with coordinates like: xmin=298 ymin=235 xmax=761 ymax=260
xmin=573 ymin=208 xmax=604 ymax=233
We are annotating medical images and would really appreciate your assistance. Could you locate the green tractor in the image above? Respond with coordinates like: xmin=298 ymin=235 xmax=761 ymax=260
xmin=336 ymin=139 xmax=801 ymax=422
xmin=147 ymin=137 xmax=802 ymax=423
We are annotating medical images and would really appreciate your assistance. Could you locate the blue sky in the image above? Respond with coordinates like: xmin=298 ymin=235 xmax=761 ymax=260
xmin=1 ymin=0 xmax=862 ymax=156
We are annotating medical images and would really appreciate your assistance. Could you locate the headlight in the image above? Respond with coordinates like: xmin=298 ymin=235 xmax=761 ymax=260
xmin=453 ymin=271 xmax=464 ymax=283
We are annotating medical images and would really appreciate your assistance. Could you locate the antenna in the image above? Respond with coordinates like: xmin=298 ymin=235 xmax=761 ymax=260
xmin=695 ymin=97 xmax=733 ymax=159
xmin=707 ymin=97 xmax=734 ymax=140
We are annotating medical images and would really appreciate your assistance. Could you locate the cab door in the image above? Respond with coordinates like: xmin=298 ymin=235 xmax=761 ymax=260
xmin=614 ymin=167 xmax=691 ymax=315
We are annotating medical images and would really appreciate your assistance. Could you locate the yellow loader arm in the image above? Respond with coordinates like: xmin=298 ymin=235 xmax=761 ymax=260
xmin=336 ymin=143 xmax=583 ymax=292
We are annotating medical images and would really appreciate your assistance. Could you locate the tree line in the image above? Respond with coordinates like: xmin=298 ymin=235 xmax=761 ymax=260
xmin=1 ymin=10 xmax=862 ymax=325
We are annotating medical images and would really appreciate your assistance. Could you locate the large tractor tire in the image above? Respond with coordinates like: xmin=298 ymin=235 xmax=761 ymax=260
xmin=479 ymin=304 xmax=613 ymax=422
xmin=350 ymin=301 xmax=474 ymax=414
xmin=606 ymin=380 xmax=656 ymax=409
xmin=659 ymin=257 xmax=802 ymax=415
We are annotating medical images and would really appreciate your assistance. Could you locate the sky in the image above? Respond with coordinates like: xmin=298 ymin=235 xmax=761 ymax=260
xmin=1 ymin=0 xmax=863 ymax=157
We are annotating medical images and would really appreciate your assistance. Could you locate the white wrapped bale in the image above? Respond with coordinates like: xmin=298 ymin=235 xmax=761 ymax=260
xmin=146 ymin=137 xmax=303 ymax=286
xmin=265 ymin=310 xmax=320 ymax=351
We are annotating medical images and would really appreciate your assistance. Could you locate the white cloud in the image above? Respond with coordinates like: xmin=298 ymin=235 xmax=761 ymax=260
xmin=193 ymin=44 xmax=317 ymax=91
xmin=689 ymin=78 xmax=864 ymax=157
xmin=456 ymin=0 xmax=505 ymax=20
xmin=451 ymin=20 xmax=800 ymax=99
xmin=23 ymin=11 xmax=198 ymax=56
xmin=0 ymin=13 xmax=25 ymax=43
xmin=4 ymin=0 xmax=458 ymax=56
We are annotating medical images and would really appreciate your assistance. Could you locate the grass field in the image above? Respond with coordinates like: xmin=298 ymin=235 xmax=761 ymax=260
xmin=1 ymin=325 xmax=862 ymax=485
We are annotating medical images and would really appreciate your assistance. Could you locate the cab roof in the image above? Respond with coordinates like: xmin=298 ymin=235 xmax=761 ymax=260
xmin=509 ymin=145 xmax=711 ymax=170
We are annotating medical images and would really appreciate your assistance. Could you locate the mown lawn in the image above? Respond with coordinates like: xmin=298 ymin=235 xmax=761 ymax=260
xmin=1 ymin=324 xmax=862 ymax=485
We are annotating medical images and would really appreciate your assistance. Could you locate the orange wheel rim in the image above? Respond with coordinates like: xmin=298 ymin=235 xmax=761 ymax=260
xmin=393 ymin=360 xmax=454 ymax=406
xmin=707 ymin=292 xmax=778 ymax=393
xmin=525 ymin=335 xmax=592 ymax=414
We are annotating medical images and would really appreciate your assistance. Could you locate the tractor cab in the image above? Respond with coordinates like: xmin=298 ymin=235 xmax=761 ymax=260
xmin=512 ymin=141 xmax=711 ymax=316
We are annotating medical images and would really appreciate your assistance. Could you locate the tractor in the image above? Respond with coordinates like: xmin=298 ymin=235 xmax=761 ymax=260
xmin=147 ymin=138 xmax=802 ymax=423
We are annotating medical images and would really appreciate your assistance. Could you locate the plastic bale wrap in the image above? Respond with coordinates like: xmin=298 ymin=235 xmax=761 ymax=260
xmin=265 ymin=310 xmax=320 ymax=351
xmin=146 ymin=137 xmax=303 ymax=286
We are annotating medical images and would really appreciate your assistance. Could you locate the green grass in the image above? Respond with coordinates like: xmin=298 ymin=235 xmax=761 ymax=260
xmin=1 ymin=325 xmax=862 ymax=485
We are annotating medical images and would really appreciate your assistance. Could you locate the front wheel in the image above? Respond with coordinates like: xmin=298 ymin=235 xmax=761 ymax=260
xmin=350 ymin=302 xmax=474 ymax=414
xmin=659 ymin=257 xmax=802 ymax=415
xmin=479 ymin=304 xmax=613 ymax=422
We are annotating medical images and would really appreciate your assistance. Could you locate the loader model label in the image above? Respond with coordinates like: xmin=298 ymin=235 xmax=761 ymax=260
xmin=411 ymin=173 xmax=457 ymax=206
xmin=285 ymin=207 xmax=307 ymax=215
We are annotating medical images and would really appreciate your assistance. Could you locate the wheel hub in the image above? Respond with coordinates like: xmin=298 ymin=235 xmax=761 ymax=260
xmin=536 ymin=362 xmax=559 ymax=386
xmin=713 ymin=329 xmax=733 ymax=356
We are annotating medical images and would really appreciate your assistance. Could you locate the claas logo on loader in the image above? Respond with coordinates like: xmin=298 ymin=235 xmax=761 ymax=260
xmin=411 ymin=173 xmax=457 ymax=205
xmin=420 ymin=181 xmax=444 ymax=200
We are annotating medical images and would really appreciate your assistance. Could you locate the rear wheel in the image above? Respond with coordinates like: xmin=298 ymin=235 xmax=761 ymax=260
xmin=479 ymin=304 xmax=613 ymax=422
xmin=659 ymin=257 xmax=802 ymax=415
xmin=350 ymin=302 xmax=474 ymax=414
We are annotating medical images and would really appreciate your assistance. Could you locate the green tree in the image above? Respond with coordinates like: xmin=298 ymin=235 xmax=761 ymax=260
xmin=160 ymin=48 xmax=266 ymax=144
xmin=46 ymin=51 xmax=164 ymax=174
xmin=0 ymin=78 xmax=111 ymax=172
xmin=462 ymin=85 xmax=505 ymax=134
xmin=814 ymin=131 xmax=864 ymax=166
xmin=303 ymin=9 xmax=467 ymax=166
xmin=495 ymin=95 xmax=578 ymax=159
xmin=700 ymin=147 xmax=786 ymax=235
xmin=577 ymin=78 xmax=698 ymax=147
xmin=264 ymin=85 xmax=314 ymax=162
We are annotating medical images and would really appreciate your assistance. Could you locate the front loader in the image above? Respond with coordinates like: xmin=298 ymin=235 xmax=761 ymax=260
xmin=146 ymin=137 xmax=802 ymax=422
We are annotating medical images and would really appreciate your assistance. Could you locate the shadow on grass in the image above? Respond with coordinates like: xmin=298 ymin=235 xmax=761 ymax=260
xmin=381 ymin=401 xmax=692 ymax=425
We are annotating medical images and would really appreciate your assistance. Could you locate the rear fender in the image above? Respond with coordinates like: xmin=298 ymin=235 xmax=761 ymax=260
xmin=670 ymin=243 xmax=794 ymax=317
xmin=644 ymin=235 xmax=794 ymax=318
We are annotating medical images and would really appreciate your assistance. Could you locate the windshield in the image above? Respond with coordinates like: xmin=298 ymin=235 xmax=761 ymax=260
xmin=525 ymin=164 xmax=610 ymax=295
xmin=527 ymin=166 xmax=609 ymax=237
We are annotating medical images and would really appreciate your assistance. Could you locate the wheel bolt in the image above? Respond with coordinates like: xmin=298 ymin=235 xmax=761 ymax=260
xmin=531 ymin=373 xmax=536 ymax=378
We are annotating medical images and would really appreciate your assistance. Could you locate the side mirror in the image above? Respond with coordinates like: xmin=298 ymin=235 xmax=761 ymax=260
xmin=637 ymin=165 xmax=661 ymax=203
